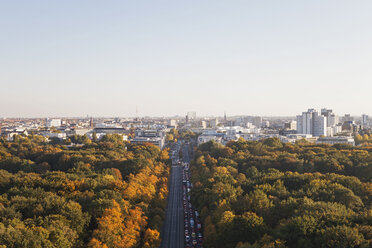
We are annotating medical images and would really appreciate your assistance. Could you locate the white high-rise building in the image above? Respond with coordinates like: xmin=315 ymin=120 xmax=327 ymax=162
xmin=313 ymin=112 xmax=327 ymax=136
xmin=296 ymin=109 xmax=316 ymax=134
xmin=321 ymin=108 xmax=339 ymax=127
xmin=296 ymin=109 xmax=327 ymax=136
xmin=327 ymin=114 xmax=339 ymax=127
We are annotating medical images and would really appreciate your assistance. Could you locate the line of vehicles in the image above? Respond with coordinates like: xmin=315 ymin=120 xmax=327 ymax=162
xmin=170 ymin=142 xmax=182 ymax=164
xmin=182 ymin=162 xmax=203 ymax=248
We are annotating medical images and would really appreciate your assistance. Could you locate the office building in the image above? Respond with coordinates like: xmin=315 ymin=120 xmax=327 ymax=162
xmin=313 ymin=112 xmax=327 ymax=136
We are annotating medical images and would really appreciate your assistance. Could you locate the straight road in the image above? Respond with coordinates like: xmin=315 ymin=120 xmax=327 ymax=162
xmin=160 ymin=153 xmax=184 ymax=248
xmin=182 ymin=144 xmax=190 ymax=163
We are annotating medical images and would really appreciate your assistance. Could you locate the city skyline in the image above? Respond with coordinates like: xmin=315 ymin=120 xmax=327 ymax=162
xmin=0 ymin=107 xmax=370 ymax=119
xmin=1 ymin=2 xmax=371 ymax=248
xmin=2 ymin=1 xmax=372 ymax=117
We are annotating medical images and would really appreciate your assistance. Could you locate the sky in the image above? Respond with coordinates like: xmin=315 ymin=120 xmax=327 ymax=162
xmin=1 ymin=1 xmax=372 ymax=118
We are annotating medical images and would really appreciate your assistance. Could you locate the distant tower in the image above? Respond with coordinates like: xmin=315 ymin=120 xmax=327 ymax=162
xmin=90 ymin=117 xmax=94 ymax=128
xmin=224 ymin=112 xmax=227 ymax=122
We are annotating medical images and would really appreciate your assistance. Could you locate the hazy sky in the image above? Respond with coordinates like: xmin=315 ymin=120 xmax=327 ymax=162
xmin=1 ymin=1 xmax=372 ymax=117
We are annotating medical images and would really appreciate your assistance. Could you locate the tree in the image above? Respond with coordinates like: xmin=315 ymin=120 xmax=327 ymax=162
xmin=91 ymin=200 xmax=126 ymax=248
xmin=142 ymin=228 xmax=160 ymax=248
xmin=317 ymin=225 xmax=368 ymax=248
xmin=92 ymin=132 xmax=98 ymax=142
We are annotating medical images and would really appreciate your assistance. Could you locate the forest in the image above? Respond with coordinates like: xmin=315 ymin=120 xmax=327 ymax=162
xmin=190 ymin=138 xmax=372 ymax=248
xmin=0 ymin=134 xmax=169 ymax=248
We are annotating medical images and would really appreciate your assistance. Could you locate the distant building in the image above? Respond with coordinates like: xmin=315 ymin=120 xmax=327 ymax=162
xmin=41 ymin=132 xmax=66 ymax=140
xmin=281 ymin=129 xmax=297 ymax=136
xmin=327 ymin=114 xmax=339 ymax=127
xmin=252 ymin=116 xmax=262 ymax=128
xmin=321 ymin=108 xmax=339 ymax=127
xmin=5 ymin=129 xmax=28 ymax=141
xmin=46 ymin=118 xmax=61 ymax=127
xmin=296 ymin=109 xmax=329 ymax=136
xmin=327 ymin=124 xmax=343 ymax=136
xmin=197 ymin=134 xmax=223 ymax=145
xmin=210 ymin=119 xmax=219 ymax=128
xmin=313 ymin=112 xmax=327 ymax=136
xmin=342 ymin=121 xmax=359 ymax=132
xmin=93 ymin=127 xmax=130 ymax=135
xmin=283 ymin=134 xmax=315 ymax=143
xmin=317 ymin=136 xmax=355 ymax=146
xmin=132 ymin=129 xmax=166 ymax=148
xmin=187 ymin=112 xmax=196 ymax=122
xmin=74 ymin=128 xmax=93 ymax=136
xmin=135 ymin=129 xmax=165 ymax=138
xmin=262 ymin=120 xmax=270 ymax=128
xmin=342 ymin=114 xmax=353 ymax=122
xmin=362 ymin=114 xmax=369 ymax=128
xmin=168 ymin=119 xmax=177 ymax=128
xmin=90 ymin=117 xmax=94 ymax=128
xmin=131 ymin=137 xmax=164 ymax=148
xmin=284 ymin=121 xmax=297 ymax=130
xmin=297 ymin=109 xmax=315 ymax=135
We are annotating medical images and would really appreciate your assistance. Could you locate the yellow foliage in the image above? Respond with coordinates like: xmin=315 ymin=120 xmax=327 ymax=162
xmin=143 ymin=228 xmax=160 ymax=248
xmin=88 ymin=238 xmax=109 ymax=248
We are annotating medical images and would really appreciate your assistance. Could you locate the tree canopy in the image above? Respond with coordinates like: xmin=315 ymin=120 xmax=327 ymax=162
xmin=190 ymin=139 xmax=372 ymax=248
xmin=0 ymin=135 xmax=169 ymax=247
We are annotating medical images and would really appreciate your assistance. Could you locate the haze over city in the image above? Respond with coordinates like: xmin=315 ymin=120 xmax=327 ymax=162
xmin=1 ymin=2 xmax=372 ymax=248
xmin=1 ymin=1 xmax=372 ymax=117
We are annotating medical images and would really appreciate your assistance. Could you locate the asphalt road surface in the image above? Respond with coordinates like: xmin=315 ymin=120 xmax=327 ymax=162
xmin=160 ymin=160 xmax=184 ymax=247
xmin=182 ymin=144 xmax=190 ymax=163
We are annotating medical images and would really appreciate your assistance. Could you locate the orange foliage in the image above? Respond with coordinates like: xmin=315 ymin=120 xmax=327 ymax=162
xmin=143 ymin=228 xmax=160 ymax=248
xmin=88 ymin=238 xmax=108 ymax=248
xmin=92 ymin=200 xmax=147 ymax=248
xmin=92 ymin=200 xmax=126 ymax=247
